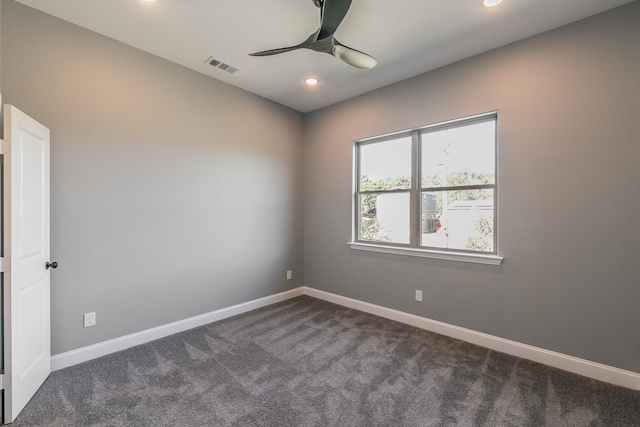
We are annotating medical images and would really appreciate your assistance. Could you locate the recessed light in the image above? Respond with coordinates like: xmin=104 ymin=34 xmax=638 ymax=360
xmin=305 ymin=78 xmax=318 ymax=86
xmin=484 ymin=0 xmax=503 ymax=7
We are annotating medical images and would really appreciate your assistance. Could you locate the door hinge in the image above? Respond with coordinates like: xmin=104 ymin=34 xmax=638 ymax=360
xmin=0 ymin=373 xmax=10 ymax=390
xmin=0 ymin=138 xmax=9 ymax=155
xmin=0 ymin=257 xmax=10 ymax=273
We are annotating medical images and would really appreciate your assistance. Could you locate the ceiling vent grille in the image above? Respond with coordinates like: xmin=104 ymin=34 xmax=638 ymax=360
xmin=204 ymin=57 xmax=238 ymax=74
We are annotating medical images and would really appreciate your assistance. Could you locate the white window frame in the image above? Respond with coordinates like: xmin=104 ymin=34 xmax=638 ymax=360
xmin=349 ymin=112 xmax=503 ymax=265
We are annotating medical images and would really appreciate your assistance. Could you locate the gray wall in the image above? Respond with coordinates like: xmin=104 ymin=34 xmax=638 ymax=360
xmin=1 ymin=1 xmax=305 ymax=354
xmin=304 ymin=2 xmax=640 ymax=373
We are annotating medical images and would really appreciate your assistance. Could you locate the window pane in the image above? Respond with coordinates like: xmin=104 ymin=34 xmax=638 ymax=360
xmin=359 ymin=192 xmax=410 ymax=244
xmin=421 ymin=120 xmax=495 ymax=188
xmin=420 ymin=189 xmax=494 ymax=252
xmin=360 ymin=136 xmax=412 ymax=191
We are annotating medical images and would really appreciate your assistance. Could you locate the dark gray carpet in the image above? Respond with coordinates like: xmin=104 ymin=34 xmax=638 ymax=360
xmin=12 ymin=296 xmax=640 ymax=426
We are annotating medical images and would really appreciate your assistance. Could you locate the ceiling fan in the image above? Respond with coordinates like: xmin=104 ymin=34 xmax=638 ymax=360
xmin=250 ymin=0 xmax=377 ymax=69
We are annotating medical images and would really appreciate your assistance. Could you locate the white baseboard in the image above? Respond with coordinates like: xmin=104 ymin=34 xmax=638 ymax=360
xmin=51 ymin=287 xmax=305 ymax=371
xmin=52 ymin=285 xmax=640 ymax=391
xmin=303 ymin=287 xmax=640 ymax=391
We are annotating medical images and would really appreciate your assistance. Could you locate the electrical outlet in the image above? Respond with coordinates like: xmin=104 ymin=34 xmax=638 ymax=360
xmin=415 ymin=290 xmax=423 ymax=302
xmin=83 ymin=312 xmax=96 ymax=328
xmin=286 ymin=270 xmax=292 ymax=280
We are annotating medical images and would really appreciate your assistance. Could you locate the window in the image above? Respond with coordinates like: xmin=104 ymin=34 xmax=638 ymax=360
xmin=352 ymin=113 xmax=501 ymax=264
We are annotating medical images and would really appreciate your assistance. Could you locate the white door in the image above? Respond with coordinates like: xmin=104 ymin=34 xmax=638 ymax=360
xmin=2 ymin=104 xmax=52 ymax=424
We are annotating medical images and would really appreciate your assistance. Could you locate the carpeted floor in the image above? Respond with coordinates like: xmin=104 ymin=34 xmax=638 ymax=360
xmin=11 ymin=296 xmax=640 ymax=426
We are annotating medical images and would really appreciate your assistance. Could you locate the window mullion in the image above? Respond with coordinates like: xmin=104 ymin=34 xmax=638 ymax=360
xmin=410 ymin=131 xmax=420 ymax=247
xmin=359 ymin=189 xmax=414 ymax=195
xmin=354 ymin=142 xmax=361 ymax=242
xmin=420 ymin=183 xmax=495 ymax=192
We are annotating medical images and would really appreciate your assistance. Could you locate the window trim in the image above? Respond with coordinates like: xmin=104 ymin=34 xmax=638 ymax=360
xmin=350 ymin=112 xmax=502 ymax=265
xmin=347 ymin=241 xmax=503 ymax=265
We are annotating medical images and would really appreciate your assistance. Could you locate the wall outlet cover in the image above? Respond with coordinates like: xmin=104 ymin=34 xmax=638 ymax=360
xmin=84 ymin=312 xmax=96 ymax=328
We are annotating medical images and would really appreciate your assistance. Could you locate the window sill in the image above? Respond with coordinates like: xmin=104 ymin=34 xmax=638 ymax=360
xmin=348 ymin=242 xmax=503 ymax=265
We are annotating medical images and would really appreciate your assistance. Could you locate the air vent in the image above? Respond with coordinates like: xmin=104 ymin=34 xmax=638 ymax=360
xmin=204 ymin=57 xmax=238 ymax=74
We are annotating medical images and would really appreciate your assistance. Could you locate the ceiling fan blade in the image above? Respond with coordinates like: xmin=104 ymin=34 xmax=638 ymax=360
xmin=333 ymin=42 xmax=377 ymax=69
xmin=318 ymin=0 xmax=353 ymax=40
xmin=249 ymin=45 xmax=302 ymax=56
xmin=250 ymin=0 xmax=376 ymax=69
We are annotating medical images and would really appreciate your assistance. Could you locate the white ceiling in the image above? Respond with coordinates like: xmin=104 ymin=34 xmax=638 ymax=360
xmin=16 ymin=0 xmax=633 ymax=113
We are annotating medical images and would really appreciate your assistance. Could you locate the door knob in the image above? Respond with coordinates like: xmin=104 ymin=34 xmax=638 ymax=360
xmin=46 ymin=261 xmax=58 ymax=269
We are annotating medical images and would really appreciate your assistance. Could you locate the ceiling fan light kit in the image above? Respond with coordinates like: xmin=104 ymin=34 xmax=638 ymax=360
xmin=250 ymin=0 xmax=377 ymax=69
xmin=484 ymin=0 xmax=504 ymax=7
